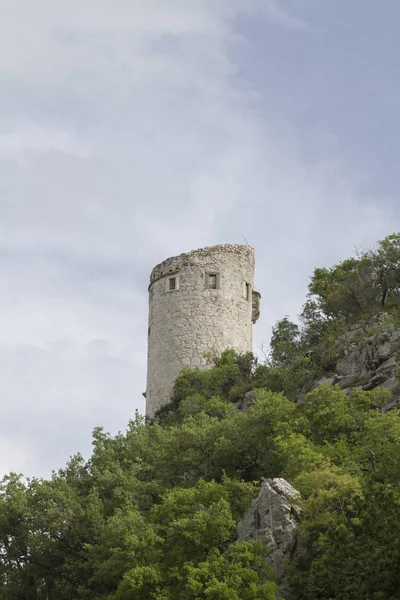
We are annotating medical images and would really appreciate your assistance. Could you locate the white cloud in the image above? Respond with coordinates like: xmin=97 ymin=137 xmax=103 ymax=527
xmin=263 ymin=0 xmax=316 ymax=31
xmin=0 ymin=124 xmax=91 ymax=165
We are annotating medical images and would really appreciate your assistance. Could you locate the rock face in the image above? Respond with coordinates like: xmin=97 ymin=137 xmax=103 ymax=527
xmin=237 ymin=478 xmax=301 ymax=590
xmin=310 ymin=323 xmax=400 ymax=411
xmin=336 ymin=328 xmax=400 ymax=392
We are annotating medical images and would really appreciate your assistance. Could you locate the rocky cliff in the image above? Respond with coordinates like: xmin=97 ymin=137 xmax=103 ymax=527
xmin=306 ymin=315 xmax=400 ymax=411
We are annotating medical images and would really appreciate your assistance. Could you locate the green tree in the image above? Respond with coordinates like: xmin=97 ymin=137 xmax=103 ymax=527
xmin=370 ymin=232 xmax=400 ymax=306
xmin=270 ymin=317 xmax=301 ymax=366
xmin=183 ymin=543 xmax=277 ymax=600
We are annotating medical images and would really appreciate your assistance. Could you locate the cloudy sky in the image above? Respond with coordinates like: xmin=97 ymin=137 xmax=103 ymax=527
xmin=1 ymin=0 xmax=399 ymax=477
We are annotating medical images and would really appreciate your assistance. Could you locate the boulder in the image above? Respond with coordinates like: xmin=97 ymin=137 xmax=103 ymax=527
xmin=237 ymin=478 xmax=301 ymax=592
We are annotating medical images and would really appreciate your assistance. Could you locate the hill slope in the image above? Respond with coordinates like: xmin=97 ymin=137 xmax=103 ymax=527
xmin=1 ymin=232 xmax=400 ymax=599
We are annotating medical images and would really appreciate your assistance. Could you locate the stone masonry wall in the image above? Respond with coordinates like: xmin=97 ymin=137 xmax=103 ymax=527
xmin=146 ymin=244 xmax=257 ymax=416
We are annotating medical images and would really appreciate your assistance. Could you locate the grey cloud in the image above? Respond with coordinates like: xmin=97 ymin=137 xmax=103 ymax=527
xmin=0 ymin=0 xmax=398 ymax=477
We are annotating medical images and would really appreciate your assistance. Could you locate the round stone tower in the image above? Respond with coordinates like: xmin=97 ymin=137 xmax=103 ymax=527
xmin=145 ymin=244 xmax=260 ymax=417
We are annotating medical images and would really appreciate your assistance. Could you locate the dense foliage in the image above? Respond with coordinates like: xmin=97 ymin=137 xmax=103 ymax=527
xmin=1 ymin=232 xmax=400 ymax=599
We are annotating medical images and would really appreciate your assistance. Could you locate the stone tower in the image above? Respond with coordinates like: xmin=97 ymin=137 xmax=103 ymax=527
xmin=145 ymin=244 xmax=260 ymax=417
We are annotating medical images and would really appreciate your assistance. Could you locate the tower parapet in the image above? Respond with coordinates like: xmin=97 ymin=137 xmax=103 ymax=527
xmin=145 ymin=244 xmax=260 ymax=416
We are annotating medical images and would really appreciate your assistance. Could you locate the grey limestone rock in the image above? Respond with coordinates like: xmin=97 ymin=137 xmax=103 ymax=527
xmin=311 ymin=376 xmax=336 ymax=390
xmin=310 ymin=325 xmax=400 ymax=410
xmin=237 ymin=478 xmax=301 ymax=590
xmin=236 ymin=391 xmax=254 ymax=412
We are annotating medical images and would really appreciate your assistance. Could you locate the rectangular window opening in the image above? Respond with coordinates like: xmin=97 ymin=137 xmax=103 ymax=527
xmin=208 ymin=274 xmax=217 ymax=289
xmin=169 ymin=277 xmax=176 ymax=291
xmin=245 ymin=282 xmax=251 ymax=301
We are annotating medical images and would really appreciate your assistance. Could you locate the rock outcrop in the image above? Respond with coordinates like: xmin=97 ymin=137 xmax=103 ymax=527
xmin=237 ymin=478 xmax=301 ymax=593
xmin=310 ymin=320 xmax=400 ymax=411
xmin=236 ymin=391 xmax=254 ymax=412
xmin=336 ymin=327 xmax=400 ymax=392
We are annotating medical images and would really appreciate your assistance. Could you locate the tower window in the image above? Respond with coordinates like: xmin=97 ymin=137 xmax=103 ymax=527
xmin=208 ymin=274 xmax=217 ymax=289
xmin=204 ymin=273 xmax=220 ymax=290
xmin=245 ymin=282 xmax=251 ymax=301
xmin=164 ymin=273 xmax=179 ymax=291
xmin=205 ymin=272 xmax=220 ymax=289
xmin=165 ymin=275 xmax=179 ymax=291
xmin=204 ymin=271 xmax=221 ymax=290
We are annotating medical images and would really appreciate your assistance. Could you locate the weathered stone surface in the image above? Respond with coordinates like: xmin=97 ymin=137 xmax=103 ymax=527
xmin=311 ymin=325 xmax=400 ymax=410
xmin=310 ymin=376 xmax=336 ymax=391
xmin=376 ymin=355 xmax=398 ymax=373
xmin=379 ymin=376 xmax=399 ymax=391
xmin=337 ymin=373 xmax=365 ymax=389
xmin=237 ymin=478 xmax=301 ymax=589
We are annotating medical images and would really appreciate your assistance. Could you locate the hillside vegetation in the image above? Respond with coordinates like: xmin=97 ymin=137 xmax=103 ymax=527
xmin=1 ymin=233 xmax=400 ymax=599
